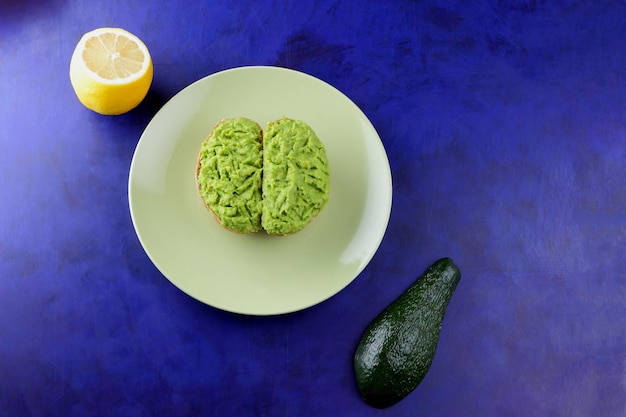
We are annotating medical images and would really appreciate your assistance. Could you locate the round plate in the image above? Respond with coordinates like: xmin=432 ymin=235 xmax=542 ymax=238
xmin=128 ymin=66 xmax=392 ymax=315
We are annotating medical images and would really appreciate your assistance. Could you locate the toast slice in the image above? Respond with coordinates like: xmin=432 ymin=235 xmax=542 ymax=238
xmin=195 ymin=117 xmax=264 ymax=234
xmin=261 ymin=117 xmax=330 ymax=236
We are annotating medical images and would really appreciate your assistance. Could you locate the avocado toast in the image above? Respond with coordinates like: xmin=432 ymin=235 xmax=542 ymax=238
xmin=196 ymin=117 xmax=330 ymax=235
xmin=196 ymin=117 xmax=264 ymax=234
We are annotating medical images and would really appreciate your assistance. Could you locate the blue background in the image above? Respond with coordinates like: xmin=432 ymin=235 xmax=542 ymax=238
xmin=1 ymin=1 xmax=625 ymax=416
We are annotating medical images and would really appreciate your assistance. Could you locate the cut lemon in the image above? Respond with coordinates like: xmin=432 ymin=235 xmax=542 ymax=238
xmin=69 ymin=28 xmax=153 ymax=115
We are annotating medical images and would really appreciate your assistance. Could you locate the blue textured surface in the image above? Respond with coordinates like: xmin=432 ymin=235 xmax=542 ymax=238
xmin=1 ymin=1 xmax=625 ymax=416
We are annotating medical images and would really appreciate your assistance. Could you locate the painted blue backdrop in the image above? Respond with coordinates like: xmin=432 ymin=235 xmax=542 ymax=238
xmin=1 ymin=1 xmax=625 ymax=416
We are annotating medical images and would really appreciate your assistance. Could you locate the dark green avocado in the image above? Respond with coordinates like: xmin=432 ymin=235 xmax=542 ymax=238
xmin=354 ymin=258 xmax=461 ymax=409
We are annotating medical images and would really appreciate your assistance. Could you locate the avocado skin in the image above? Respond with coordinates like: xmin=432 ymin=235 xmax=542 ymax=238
xmin=354 ymin=258 xmax=461 ymax=409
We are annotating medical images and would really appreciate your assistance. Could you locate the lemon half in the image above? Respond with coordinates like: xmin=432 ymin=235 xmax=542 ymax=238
xmin=69 ymin=28 xmax=153 ymax=115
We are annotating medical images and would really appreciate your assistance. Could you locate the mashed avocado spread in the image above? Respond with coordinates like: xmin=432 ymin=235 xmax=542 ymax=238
xmin=196 ymin=117 xmax=263 ymax=233
xmin=261 ymin=118 xmax=330 ymax=235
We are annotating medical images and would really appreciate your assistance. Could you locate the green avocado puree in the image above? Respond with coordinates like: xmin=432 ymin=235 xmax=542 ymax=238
xmin=197 ymin=118 xmax=263 ymax=233
xmin=261 ymin=118 xmax=330 ymax=235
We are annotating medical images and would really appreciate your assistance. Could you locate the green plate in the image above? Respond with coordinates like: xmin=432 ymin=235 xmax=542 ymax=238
xmin=128 ymin=66 xmax=392 ymax=315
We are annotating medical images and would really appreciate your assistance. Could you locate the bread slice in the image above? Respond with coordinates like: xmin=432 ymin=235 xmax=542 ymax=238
xmin=195 ymin=117 xmax=264 ymax=234
xmin=261 ymin=117 xmax=330 ymax=236
xmin=196 ymin=117 xmax=330 ymax=236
